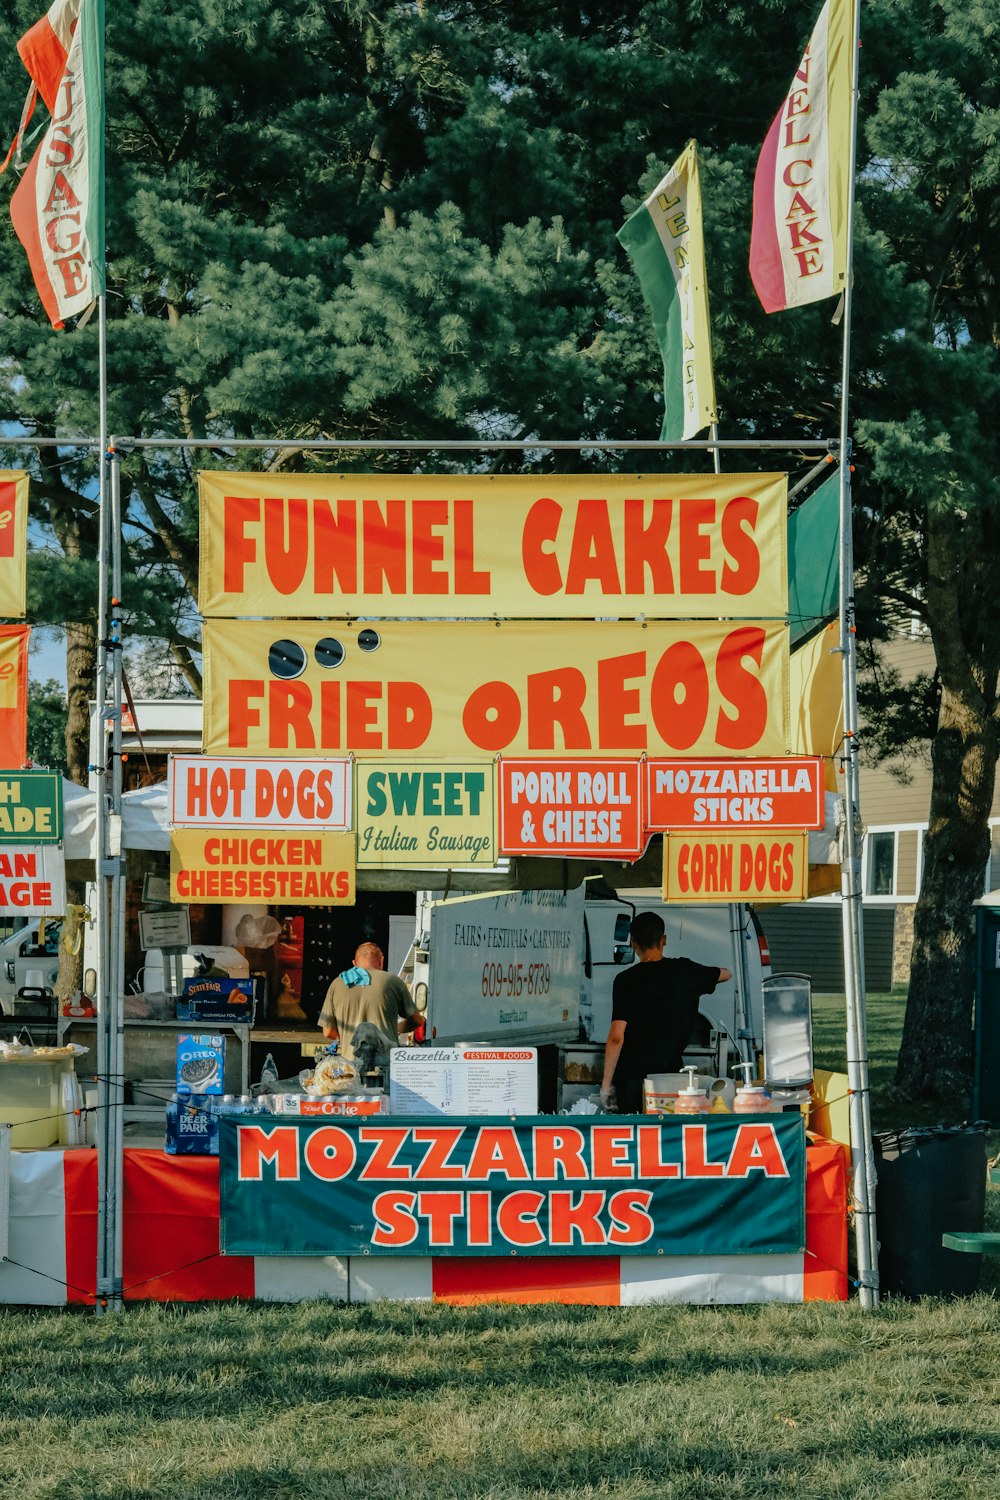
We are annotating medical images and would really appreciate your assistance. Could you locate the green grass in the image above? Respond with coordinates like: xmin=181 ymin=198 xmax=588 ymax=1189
xmin=0 ymin=990 xmax=997 ymax=1499
xmin=1 ymin=1298 xmax=1000 ymax=1499
xmin=811 ymin=988 xmax=957 ymax=1134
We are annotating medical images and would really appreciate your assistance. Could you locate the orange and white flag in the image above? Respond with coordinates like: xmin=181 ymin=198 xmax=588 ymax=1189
xmin=6 ymin=0 xmax=105 ymax=329
xmin=749 ymin=0 xmax=852 ymax=314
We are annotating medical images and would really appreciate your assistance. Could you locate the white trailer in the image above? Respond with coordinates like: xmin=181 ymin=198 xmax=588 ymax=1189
xmin=406 ymin=884 xmax=770 ymax=1072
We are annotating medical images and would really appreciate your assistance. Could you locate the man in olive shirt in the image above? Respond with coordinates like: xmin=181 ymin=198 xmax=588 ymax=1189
xmin=600 ymin=911 xmax=732 ymax=1114
xmin=319 ymin=941 xmax=419 ymax=1062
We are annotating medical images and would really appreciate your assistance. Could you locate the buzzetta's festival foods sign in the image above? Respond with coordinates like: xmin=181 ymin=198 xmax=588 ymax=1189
xmin=199 ymin=472 xmax=788 ymax=620
xmin=202 ymin=619 xmax=790 ymax=760
xmin=219 ymin=1114 xmax=806 ymax=1258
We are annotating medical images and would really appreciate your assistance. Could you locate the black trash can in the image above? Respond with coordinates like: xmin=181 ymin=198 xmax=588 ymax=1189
xmin=874 ymin=1126 xmax=988 ymax=1298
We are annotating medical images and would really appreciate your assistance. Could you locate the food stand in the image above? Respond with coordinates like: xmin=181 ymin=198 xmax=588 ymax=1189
xmin=0 ymin=467 xmax=860 ymax=1309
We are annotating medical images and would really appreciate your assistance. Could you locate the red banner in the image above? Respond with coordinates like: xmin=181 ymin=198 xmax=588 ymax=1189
xmin=0 ymin=625 xmax=30 ymax=767
xmin=646 ymin=757 xmax=824 ymax=830
xmin=499 ymin=758 xmax=645 ymax=859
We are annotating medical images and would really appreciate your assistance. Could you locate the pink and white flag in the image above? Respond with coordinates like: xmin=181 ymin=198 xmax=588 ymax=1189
xmin=749 ymin=0 xmax=852 ymax=314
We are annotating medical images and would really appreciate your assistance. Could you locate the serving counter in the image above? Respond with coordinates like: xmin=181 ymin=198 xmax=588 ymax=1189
xmin=0 ymin=1132 xmax=849 ymax=1307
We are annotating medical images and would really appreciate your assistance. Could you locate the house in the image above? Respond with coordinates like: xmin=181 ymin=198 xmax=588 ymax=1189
xmin=761 ymin=629 xmax=1000 ymax=991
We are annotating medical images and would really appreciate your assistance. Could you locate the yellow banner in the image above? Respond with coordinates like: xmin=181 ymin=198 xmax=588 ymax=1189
xmin=662 ymin=832 xmax=809 ymax=903
xmin=203 ymin=618 xmax=790 ymax=760
xmin=356 ymin=761 xmax=496 ymax=867
xmin=0 ymin=473 xmax=29 ymax=619
xmin=198 ymin=471 xmax=788 ymax=620
xmin=170 ymin=828 xmax=356 ymax=905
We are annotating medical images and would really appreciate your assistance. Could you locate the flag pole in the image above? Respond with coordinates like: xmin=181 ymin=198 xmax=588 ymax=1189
xmin=836 ymin=0 xmax=879 ymax=1309
xmin=91 ymin=0 xmax=123 ymax=1315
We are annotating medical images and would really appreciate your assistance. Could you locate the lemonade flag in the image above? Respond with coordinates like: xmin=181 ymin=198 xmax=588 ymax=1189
xmin=617 ymin=141 xmax=717 ymax=441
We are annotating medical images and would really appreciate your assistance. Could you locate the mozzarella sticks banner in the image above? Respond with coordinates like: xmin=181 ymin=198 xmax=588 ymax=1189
xmin=198 ymin=471 xmax=788 ymax=620
xmin=202 ymin=618 xmax=790 ymax=761
xmin=0 ymin=473 xmax=29 ymax=618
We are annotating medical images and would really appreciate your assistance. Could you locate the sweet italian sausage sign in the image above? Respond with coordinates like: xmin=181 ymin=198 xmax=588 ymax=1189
xmin=219 ymin=1114 xmax=806 ymax=1257
xmin=199 ymin=472 xmax=788 ymax=619
xmin=202 ymin=619 xmax=790 ymax=760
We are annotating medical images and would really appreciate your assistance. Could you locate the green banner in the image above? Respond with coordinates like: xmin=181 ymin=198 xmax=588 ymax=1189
xmin=0 ymin=770 xmax=63 ymax=844
xmin=219 ymin=1114 xmax=805 ymax=1258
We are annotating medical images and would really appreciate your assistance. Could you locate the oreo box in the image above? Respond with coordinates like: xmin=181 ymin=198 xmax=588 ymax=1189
xmin=176 ymin=1033 xmax=226 ymax=1097
xmin=176 ymin=977 xmax=256 ymax=1023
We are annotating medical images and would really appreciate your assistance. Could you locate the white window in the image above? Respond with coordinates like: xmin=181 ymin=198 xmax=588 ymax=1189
xmin=865 ymin=830 xmax=896 ymax=897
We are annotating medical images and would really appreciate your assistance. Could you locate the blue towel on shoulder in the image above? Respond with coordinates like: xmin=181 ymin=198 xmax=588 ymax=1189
xmin=339 ymin=965 xmax=370 ymax=988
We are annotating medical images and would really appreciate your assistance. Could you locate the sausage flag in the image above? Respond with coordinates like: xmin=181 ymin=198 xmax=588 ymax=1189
xmin=749 ymin=0 xmax=852 ymax=314
xmin=6 ymin=0 xmax=105 ymax=329
xmin=617 ymin=141 xmax=717 ymax=441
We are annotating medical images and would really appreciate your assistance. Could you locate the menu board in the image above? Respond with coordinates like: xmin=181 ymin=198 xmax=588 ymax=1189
xmin=389 ymin=1047 xmax=538 ymax=1116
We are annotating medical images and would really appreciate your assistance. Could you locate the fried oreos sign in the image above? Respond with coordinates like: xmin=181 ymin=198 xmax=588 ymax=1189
xmin=219 ymin=1115 xmax=805 ymax=1258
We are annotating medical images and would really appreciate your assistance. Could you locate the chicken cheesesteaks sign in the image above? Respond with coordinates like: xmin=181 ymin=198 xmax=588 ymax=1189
xmin=219 ymin=1114 xmax=806 ymax=1258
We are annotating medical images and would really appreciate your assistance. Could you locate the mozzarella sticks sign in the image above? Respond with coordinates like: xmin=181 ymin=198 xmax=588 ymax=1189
xmin=219 ymin=1114 xmax=806 ymax=1258
xmin=202 ymin=619 xmax=790 ymax=760
xmin=646 ymin=757 xmax=824 ymax=830
xmin=198 ymin=472 xmax=788 ymax=619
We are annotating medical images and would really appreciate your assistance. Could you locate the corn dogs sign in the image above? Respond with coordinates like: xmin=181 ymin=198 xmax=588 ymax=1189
xmin=662 ymin=832 xmax=810 ymax=903
xmin=199 ymin=472 xmax=788 ymax=620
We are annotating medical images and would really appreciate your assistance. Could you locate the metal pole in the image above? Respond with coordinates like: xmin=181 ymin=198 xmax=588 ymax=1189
xmin=108 ymin=448 xmax=125 ymax=1308
xmin=709 ymin=422 xmax=722 ymax=476
xmin=105 ymin=435 xmax=834 ymax=454
xmin=93 ymin=293 xmax=120 ymax=1313
xmin=837 ymin=0 xmax=879 ymax=1309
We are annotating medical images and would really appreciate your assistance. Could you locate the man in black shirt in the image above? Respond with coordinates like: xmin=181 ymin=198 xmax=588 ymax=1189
xmin=599 ymin=910 xmax=732 ymax=1114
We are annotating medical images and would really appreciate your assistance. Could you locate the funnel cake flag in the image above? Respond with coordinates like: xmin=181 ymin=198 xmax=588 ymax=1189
xmin=6 ymin=0 xmax=105 ymax=329
xmin=617 ymin=141 xmax=717 ymax=441
xmin=750 ymin=0 xmax=852 ymax=314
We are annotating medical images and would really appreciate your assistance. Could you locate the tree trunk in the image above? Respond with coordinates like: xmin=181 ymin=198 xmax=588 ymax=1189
xmin=65 ymin=620 xmax=99 ymax=786
xmin=60 ymin=621 xmax=99 ymax=999
xmin=895 ymin=684 xmax=996 ymax=1101
xmin=895 ymin=504 xmax=1000 ymax=1102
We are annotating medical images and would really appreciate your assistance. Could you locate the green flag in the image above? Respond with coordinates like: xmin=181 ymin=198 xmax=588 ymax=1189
xmin=617 ymin=141 xmax=717 ymax=442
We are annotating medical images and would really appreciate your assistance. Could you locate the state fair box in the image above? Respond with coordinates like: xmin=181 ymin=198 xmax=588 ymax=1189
xmin=176 ymin=976 xmax=257 ymax=1023
xmin=389 ymin=1046 xmax=538 ymax=1116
